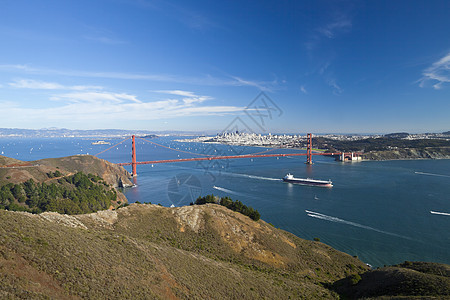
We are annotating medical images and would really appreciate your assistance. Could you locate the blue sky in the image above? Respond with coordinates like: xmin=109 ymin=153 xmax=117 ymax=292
xmin=0 ymin=0 xmax=449 ymax=133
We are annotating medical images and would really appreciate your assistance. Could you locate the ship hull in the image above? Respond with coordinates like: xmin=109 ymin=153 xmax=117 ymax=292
xmin=282 ymin=178 xmax=333 ymax=188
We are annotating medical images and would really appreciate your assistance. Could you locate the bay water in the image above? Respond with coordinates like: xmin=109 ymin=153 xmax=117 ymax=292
xmin=1 ymin=136 xmax=449 ymax=268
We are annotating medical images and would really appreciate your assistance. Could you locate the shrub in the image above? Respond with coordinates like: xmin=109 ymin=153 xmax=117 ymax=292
xmin=0 ymin=172 xmax=115 ymax=215
xmin=350 ymin=274 xmax=361 ymax=285
xmin=195 ymin=195 xmax=261 ymax=221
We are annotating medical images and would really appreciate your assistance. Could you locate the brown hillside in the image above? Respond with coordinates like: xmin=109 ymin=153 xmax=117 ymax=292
xmin=35 ymin=155 xmax=133 ymax=188
xmin=0 ymin=155 xmax=132 ymax=205
xmin=332 ymin=262 xmax=450 ymax=299
xmin=0 ymin=155 xmax=132 ymax=188
xmin=0 ymin=155 xmax=25 ymax=166
xmin=0 ymin=204 xmax=369 ymax=299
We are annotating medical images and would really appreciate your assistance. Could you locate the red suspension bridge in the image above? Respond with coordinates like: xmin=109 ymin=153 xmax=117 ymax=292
xmin=95 ymin=134 xmax=359 ymax=177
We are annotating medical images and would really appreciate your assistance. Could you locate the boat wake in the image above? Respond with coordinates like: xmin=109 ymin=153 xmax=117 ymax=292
xmin=430 ymin=211 xmax=450 ymax=216
xmin=225 ymin=172 xmax=281 ymax=182
xmin=414 ymin=171 xmax=450 ymax=178
xmin=305 ymin=210 xmax=412 ymax=240
xmin=213 ymin=186 xmax=245 ymax=196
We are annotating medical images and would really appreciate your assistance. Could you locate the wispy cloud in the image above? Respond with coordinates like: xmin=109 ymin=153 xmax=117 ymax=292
xmin=317 ymin=18 xmax=352 ymax=39
xmin=0 ymin=85 xmax=245 ymax=128
xmin=419 ymin=52 xmax=450 ymax=89
xmin=327 ymin=78 xmax=343 ymax=95
xmin=154 ymin=90 xmax=197 ymax=97
xmin=50 ymin=91 xmax=142 ymax=104
xmin=304 ymin=12 xmax=351 ymax=96
xmin=300 ymin=85 xmax=307 ymax=94
xmin=81 ymin=25 xmax=127 ymax=45
xmin=130 ymin=0 xmax=217 ymax=30
xmin=9 ymin=79 xmax=103 ymax=91
xmin=306 ymin=14 xmax=352 ymax=51
xmin=153 ymin=90 xmax=212 ymax=104
xmin=229 ymin=76 xmax=278 ymax=92
xmin=0 ymin=64 xmax=275 ymax=90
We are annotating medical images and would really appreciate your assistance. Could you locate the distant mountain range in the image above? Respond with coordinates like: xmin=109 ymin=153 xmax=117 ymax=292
xmin=0 ymin=128 xmax=207 ymax=138
xmin=0 ymin=128 xmax=449 ymax=138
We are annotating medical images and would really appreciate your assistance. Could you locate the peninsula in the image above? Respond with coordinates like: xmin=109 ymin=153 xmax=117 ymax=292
xmin=178 ymin=131 xmax=450 ymax=160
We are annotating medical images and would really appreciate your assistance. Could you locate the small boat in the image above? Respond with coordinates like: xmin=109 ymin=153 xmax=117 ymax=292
xmin=283 ymin=173 xmax=333 ymax=188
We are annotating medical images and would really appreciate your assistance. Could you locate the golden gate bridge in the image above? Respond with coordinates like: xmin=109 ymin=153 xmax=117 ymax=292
xmin=95 ymin=134 xmax=357 ymax=177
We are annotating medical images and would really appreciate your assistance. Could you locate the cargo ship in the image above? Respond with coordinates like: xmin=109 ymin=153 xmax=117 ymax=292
xmin=282 ymin=173 xmax=333 ymax=188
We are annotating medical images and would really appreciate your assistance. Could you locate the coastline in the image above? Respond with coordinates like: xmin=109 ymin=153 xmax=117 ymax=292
xmin=177 ymin=138 xmax=450 ymax=162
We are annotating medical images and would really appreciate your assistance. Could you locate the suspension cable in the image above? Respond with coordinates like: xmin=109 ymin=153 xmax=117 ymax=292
xmin=94 ymin=137 xmax=131 ymax=157
xmin=137 ymin=136 xmax=309 ymax=157
xmin=136 ymin=137 xmax=215 ymax=156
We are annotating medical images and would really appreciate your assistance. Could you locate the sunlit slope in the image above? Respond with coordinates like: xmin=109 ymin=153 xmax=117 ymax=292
xmin=0 ymin=154 xmax=132 ymax=188
xmin=0 ymin=203 xmax=368 ymax=299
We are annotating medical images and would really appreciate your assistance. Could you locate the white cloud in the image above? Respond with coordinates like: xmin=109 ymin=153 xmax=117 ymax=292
xmin=317 ymin=18 xmax=352 ymax=38
xmin=9 ymin=79 xmax=103 ymax=91
xmin=300 ymin=85 xmax=307 ymax=94
xmin=153 ymin=90 xmax=212 ymax=105
xmin=0 ymin=89 xmax=245 ymax=128
xmin=155 ymin=90 xmax=196 ymax=97
xmin=51 ymin=91 xmax=142 ymax=104
xmin=0 ymin=64 xmax=276 ymax=90
xmin=419 ymin=52 xmax=450 ymax=89
xmin=327 ymin=79 xmax=342 ymax=95
xmin=9 ymin=79 xmax=64 ymax=89
xmin=229 ymin=76 xmax=278 ymax=92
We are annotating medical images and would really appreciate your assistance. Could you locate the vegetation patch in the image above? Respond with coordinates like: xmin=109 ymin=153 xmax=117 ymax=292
xmin=0 ymin=171 xmax=117 ymax=214
xmin=193 ymin=194 xmax=261 ymax=221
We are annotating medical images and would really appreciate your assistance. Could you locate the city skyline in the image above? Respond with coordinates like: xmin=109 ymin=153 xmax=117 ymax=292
xmin=0 ymin=0 xmax=449 ymax=133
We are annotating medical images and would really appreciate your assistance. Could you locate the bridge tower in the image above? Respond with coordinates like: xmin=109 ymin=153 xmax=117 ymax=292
xmin=131 ymin=135 xmax=137 ymax=176
xmin=306 ymin=133 xmax=313 ymax=165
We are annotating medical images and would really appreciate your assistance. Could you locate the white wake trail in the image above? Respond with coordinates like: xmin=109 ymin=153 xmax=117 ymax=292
xmin=430 ymin=211 xmax=450 ymax=216
xmin=225 ymin=172 xmax=281 ymax=181
xmin=213 ymin=186 xmax=246 ymax=196
xmin=305 ymin=210 xmax=412 ymax=240
xmin=415 ymin=171 xmax=450 ymax=178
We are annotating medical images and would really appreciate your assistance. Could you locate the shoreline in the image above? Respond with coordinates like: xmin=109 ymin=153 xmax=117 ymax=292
xmin=176 ymin=139 xmax=450 ymax=162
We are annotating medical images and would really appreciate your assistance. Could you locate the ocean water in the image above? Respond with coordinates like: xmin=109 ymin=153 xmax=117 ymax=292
xmin=1 ymin=136 xmax=449 ymax=268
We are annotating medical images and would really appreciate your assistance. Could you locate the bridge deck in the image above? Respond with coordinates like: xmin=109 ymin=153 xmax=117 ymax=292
xmin=116 ymin=152 xmax=341 ymax=166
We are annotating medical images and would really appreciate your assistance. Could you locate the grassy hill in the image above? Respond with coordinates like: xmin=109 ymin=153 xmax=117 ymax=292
xmin=0 ymin=155 xmax=132 ymax=209
xmin=0 ymin=203 xmax=369 ymax=299
xmin=333 ymin=261 xmax=450 ymax=298
xmin=0 ymin=154 xmax=133 ymax=188
xmin=1 ymin=203 xmax=449 ymax=299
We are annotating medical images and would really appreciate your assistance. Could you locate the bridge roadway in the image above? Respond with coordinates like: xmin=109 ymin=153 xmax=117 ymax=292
xmin=116 ymin=152 xmax=341 ymax=166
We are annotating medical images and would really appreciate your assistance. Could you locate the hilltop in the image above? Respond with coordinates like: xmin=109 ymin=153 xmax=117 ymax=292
xmin=0 ymin=154 xmax=132 ymax=188
xmin=1 ymin=204 xmax=448 ymax=299
xmin=0 ymin=204 xmax=367 ymax=299
xmin=0 ymin=155 xmax=133 ymax=212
